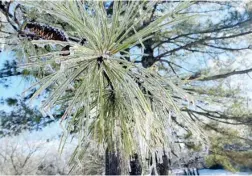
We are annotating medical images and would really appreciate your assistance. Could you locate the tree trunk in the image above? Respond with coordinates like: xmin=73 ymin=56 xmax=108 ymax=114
xmin=129 ymin=153 xmax=142 ymax=175
xmin=105 ymin=148 xmax=121 ymax=175
xmin=156 ymin=152 xmax=170 ymax=175
xmin=141 ymin=42 xmax=155 ymax=68
xmin=149 ymin=151 xmax=171 ymax=175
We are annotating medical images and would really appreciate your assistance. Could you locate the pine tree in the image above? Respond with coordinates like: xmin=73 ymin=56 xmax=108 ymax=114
xmin=1 ymin=1 xmax=252 ymax=174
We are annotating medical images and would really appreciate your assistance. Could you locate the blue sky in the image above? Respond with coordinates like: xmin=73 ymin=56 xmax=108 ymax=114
xmin=0 ymin=51 xmax=29 ymax=111
xmin=0 ymin=51 xmax=63 ymax=142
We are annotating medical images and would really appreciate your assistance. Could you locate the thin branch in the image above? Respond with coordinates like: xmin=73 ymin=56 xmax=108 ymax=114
xmin=155 ymin=38 xmax=207 ymax=59
xmin=0 ymin=42 xmax=18 ymax=46
xmin=179 ymin=8 xmax=226 ymax=14
xmin=168 ymin=61 xmax=179 ymax=77
xmin=184 ymin=104 xmax=252 ymax=125
xmin=203 ymin=122 xmax=252 ymax=143
xmin=201 ymin=43 xmax=251 ymax=51
xmin=191 ymin=30 xmax=252 ymax=41
xmin=10 ymin=144 xmax=20 ymax=175
xmin=0 ymin=20 xmax=9 ymax=23
xmin=155 ymin=31 xmax=252 ymax=59
xmin=159 ymin=59 xmax=196 ymax=73
xmin=199 ymin=68 xmax=252 ymax=81
xmin=13 ymin=4 xmax=21 ymax=27
xmin=0 ymin=2 xmax=19 ymax=32
xmin=159 ymin=17 xmax=252 ymax=46
xmin=21 ymin=145 xmax=40 ymax=168
xmin=182 ymin=47 xmax=223 ymax=54
xmin=182 ymin=108 xmax=252 ymax=125
xmin=0 ymin=30 xmax=14 ymax=35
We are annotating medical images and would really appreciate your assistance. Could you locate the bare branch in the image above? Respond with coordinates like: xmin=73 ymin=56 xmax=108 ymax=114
xmin=159 ymin=59 xmax=196 ymax=73
xmin=156 ymin=17 xmax=252 ymax=48
xmin=199 ymin=68 xmax=252 ymax=81
xmin=201 ymin=43 xmax=251 ymax=51
xmin=0 ymin=30 xmax=14 ymax=35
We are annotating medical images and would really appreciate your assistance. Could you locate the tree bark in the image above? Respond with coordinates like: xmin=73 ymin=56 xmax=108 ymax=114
xmin=157 ymin=152 xmax=170 ymax=175
xmin=105 ymin=148 xmax=121 ymax=175
xmin=129 ymin=153 xmax=142 ymax=175
xmin=141 ymin=39 xmax=155 ymax=68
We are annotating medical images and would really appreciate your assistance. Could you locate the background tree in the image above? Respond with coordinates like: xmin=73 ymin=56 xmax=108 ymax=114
xmin=0 ymin=137 xmax=104 ymax=175
xmin=0 ymin=137 xmax=45 ymax=175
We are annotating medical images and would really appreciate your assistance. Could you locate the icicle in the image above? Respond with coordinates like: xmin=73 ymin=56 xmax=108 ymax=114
xmin=168 ymin=111 xmax=174 ymax=145
xmin=44 ymin=104 xmax=55 ymax=119
xmin=44 ymin=64 xmax=55 ymax=73
xmin=128 ymin=159 xmax=132 ymax=173
xmin=39 ymin=105 xmax=55 ymax=120
xmin=39 ymin=108 xmax=47 ymax=117
xmin=168 ymin=111 xmax=171 ymax=126
xmin=192 ymin=99 xmax=196 ymax=110
xmin=138 ymin=132 xmax=145 ymax=160
xmin=145 ymin=112 xmax=151 ymax=141
xmin=55 ymin=57 xmax=61 ymax=64
xmin=150 ymin=151 xmax=158 ymax=175
xmin=47 ymin=111 xmax=55 ymax=120
xmin=139 ymin=111 xmax=153 ymax=160
xmin=60 ymin=62 xmax=65 ymax=72
xmin=156 ymin=149 xmax=163 ymax=164
xmin=70 ymin=45 xmax=77 ymax=56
